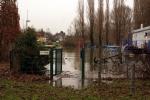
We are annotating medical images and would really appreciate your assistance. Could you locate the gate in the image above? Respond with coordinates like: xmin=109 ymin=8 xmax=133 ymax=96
xmin=53 ymin=48 xmax=63 ymax=75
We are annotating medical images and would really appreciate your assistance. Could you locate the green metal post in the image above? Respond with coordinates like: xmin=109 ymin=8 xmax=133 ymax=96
xmin=60 ymin=49 xmax=62 ymax=73
xmin=81 ymin=48 xmax=85 ymax=86
xmin=50 ymin=48 xmax=53 ymax=81
xmin=55 ymin=49 xmax=57 ymax=75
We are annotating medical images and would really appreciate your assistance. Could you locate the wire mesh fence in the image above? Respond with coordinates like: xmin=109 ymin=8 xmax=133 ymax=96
xmin=82 ymin=46 xmax=150 ymax=95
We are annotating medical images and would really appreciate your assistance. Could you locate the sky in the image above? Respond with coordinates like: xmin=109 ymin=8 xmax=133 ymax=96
xmin=18 ymin=0 xmax=133 ymax=34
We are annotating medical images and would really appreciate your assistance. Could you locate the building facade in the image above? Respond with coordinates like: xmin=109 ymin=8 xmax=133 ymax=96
xmin=132 ymin=26 xmax=150 ymax=49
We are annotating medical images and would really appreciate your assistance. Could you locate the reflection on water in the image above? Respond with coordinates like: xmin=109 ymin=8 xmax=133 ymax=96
xmin=62 ymin=51 xmax=80 ymax=75
xmin=46 ymin=49 xmax=127 ymax=89
xmin=53 ymin=78 xmax=92 ymax=89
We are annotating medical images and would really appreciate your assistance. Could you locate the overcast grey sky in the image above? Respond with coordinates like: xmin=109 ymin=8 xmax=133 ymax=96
xmin=18 ymin=0 xmax=133 ymax=34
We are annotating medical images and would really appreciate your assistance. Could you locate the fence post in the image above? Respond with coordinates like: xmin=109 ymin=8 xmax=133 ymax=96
xmin=81 ymin=48 xmax=85 ymax=86
xmin=98 ymin=59 xmax=102 ymax=84
xmin=55 ymin=49 xmax=57 ymax=75
xmin=119 ymin=47 xmax=123 ymax=64
xmin=127 ymin=64 xmax=129 ymax=79
xmin=131 ymin=62 xmax=135 ymax=96
xmin=60 ymin=49 xmax=62 ymax=73
xmin=10 ymin=50 xmax=13 ymax=71
xmin=50 ymin=48 xmax=53 ymax=81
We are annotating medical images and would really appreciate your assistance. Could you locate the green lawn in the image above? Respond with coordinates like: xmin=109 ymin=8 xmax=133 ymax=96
xmin=0 ymin=78 xmax=150 ymax=100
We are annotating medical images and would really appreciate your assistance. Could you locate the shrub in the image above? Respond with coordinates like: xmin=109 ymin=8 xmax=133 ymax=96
xmin=14 ymin=28 xmax=48 ymax=74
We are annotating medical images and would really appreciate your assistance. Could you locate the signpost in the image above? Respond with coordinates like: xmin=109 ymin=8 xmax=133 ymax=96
xmin=40 ymin=50 xmax=53 ymax=81
xmin=40 ymin=51 xmax=50 ymax=56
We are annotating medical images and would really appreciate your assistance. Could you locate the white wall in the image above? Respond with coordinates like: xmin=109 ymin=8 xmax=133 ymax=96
xmin=132 ymin=27 xmax=150 ymax=48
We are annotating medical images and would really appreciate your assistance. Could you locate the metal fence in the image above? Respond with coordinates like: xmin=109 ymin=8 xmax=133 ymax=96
xmin=79 ymin=46 xmax=150 ymax=95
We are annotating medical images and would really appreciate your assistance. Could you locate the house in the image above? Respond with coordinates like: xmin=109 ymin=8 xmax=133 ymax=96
xmin=36 ymin=31 xmax=46 ymax=43
xmin=54 ymin=31 xmax=65 ymax=42
xmin=132 ymin=26 xmax=150 ymax=49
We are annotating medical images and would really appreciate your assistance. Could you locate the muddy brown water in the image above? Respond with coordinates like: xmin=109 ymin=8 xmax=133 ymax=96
xmin=45 ymin=49 xmax=138 ymax=89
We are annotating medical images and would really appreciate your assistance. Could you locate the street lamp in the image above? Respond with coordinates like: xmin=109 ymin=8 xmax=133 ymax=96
xmin=26 ymin=19 xmax=30 ymax=29
xmin=26 ymin=10 xmax=30 ymax=29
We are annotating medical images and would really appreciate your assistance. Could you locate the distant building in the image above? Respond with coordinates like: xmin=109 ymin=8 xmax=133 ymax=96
xmin=36 ymin=31 xmax=46 ymax=43
xmin=132 ymin=26 xmax=150 ymax=48
xmin=54 ymin=31 xmax=65 ymax=42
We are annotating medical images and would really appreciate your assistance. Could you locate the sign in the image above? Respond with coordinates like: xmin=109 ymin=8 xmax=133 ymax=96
xmin=40 ymin=51 xmax=49 ymax=55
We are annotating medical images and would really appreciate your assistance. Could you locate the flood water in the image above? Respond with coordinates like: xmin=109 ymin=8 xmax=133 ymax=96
xmin=45 ymin=48 xmax=128 ymax=89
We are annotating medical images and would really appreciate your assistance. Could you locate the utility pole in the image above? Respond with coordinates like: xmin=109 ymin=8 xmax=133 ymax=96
xmin=26 ymin=10 xmax=30 ymax=29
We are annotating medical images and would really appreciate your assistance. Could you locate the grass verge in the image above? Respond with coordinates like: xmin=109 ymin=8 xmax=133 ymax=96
xmin=0 ymin=78 xmax=150 ymax=100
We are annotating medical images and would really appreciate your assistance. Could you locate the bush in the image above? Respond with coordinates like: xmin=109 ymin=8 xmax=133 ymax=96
xmin=14 ymin=28 xmax=48 ymax=74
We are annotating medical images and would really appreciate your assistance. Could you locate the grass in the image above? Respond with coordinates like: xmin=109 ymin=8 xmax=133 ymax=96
xmin=0 ymin=78 xmax=150 ymax=100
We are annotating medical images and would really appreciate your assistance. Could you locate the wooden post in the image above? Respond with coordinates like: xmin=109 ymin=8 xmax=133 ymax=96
xmin=126 ymin=63 xmax=129 ymax=79
xmin=10 ymin=50 xmax=13 ymax=71
xmin=131 ymin=62 xmax=135 ymax=96
xmin=98 ymin=60 xmax=102 ymax=84
xmin=128 ymin=53 xmax=136 ymax=96
xmin=131 ymin=61 xmax=135 ymax=96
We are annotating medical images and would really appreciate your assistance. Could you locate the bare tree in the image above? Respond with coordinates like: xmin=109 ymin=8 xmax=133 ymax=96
xmin=98 ymin=0 xmax=104 ymax=83
xmin=73 ymin=18 xmax=80 ymax=36
xmin=67 ymin=24 xmax=73 ymax=36
xmin=87 ymin=0 xmax=95 ymax=67
xmin=134 ymin=0 xmax=150 ymax=29
xmin=78 ymin=0 xmax=85 ymax=41
xmin=134 ymin=0 xmax=143 ymax=29
xmin=144 ymin=0 xmax=150 ymax=27
xmin=71 ymin=0 xmax=85 ymax=49
xmin=105 ymin=0 xmax=109 ymax=45
xmin=111 ymin=0 xmax=131 ymax=45
xmin=0 ymin=0 xmax=20 ymax=60
xmin=87 ymin=0 xmax=95 ymax=46
xmin=98 ymin=0 xmax=104 ymax=51
xmin=113 ymin=0 xmax=122 ymax=45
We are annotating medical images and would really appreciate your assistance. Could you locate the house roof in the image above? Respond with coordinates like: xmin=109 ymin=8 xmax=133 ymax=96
xmin=132 ymin=26 xmax=150 ymax=34
xmin=36 ymin=32 xmax=45 ymax=37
